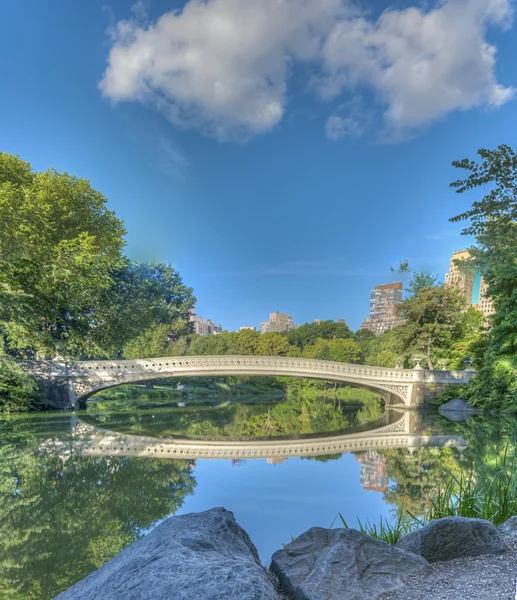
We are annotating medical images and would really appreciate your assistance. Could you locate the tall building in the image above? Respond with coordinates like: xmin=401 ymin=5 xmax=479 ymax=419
xmin=189 ymin=310 xmax=223 ymax=336
xmin=370 ymin=282 xmax=403 ymax=318
xmin=361 ymin=282 xmax=404 ymax=335
xmin=239 ymin=325 xmax=256 ymax=331
xmin=444 ymin=250 xmax=495 ymax=319
xmin=444 ymin=249 xmax=474 ymax=305
xmin=260 ymin=312 xmax=296 ymax=334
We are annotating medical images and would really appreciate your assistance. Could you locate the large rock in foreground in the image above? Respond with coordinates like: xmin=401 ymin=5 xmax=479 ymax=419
xmin=270 ymin=527 xmax=430 ymax=600
xmin=396 ymin=517 xmax=505 ymax=563
xmin=55 ymin=507 xmax=281 ymax=600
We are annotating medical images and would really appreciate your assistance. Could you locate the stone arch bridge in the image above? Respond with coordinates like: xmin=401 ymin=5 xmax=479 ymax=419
xmin=38 ymin=411 xmax=467 ymax=461
xmin=22 ymin=355 xmax=475 ymax=410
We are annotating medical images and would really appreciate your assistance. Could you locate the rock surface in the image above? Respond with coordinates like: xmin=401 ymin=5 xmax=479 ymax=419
xmin=55 ymin=507 xmax=281 ymax=600
xmin=438 ymin=399 xmax=481 ymax=421
xmin=396 ymin=517 xmax=505 ymax=563
xmin=270 ymin=527 xmax=430 ymax=600
xmin=498 ymin=515 xmax=517 ymax=533
xmin=383 ymin=532 xmax=517 ymax=600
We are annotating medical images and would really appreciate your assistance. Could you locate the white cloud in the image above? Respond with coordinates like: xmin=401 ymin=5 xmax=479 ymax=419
xmin=325 ymin=95 xmax=373 ymax=139
xmin=100 ymin=0 xmax=514 ymax=140
xmin=325 ymin=115 xmax=364 ymax=139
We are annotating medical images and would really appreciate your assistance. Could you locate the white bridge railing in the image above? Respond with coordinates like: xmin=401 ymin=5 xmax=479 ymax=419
xmin=20 ymin=355 xmax=476 ymax=408
xmin=69 ymin=355 xmax=418 ymax=382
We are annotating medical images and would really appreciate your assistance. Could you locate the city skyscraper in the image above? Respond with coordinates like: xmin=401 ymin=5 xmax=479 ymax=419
xmin=369 ymin=282 xmax=403 ymax=318
xmin=361 ymin=282 xmax=404 ymax=335
xmin=444 ymin=250 xmax=495 ymax=319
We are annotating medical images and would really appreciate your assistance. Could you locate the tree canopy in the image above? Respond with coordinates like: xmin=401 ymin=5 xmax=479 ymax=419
xmin=0 ymin=154 xmax=127 ymax=357
xmin=285 ymin=320 xmax=352 ymax=350
xmin=447 ymin=144 xmax=517 ymax=408
xmin=0 ymin=154 xmax=195 ymax=363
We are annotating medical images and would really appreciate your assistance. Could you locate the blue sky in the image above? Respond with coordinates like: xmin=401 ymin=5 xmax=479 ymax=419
xmin=2 ymin=0 xmax=517 ymax=330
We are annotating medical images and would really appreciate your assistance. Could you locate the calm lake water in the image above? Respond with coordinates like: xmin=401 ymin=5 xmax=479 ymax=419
xmin=1 ymin=390 xmax=515 ymax=599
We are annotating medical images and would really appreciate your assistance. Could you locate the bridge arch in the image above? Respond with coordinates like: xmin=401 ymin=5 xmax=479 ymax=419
xmin=66 ymin=355 xmax=417 ymax=408
xmin=79 ymin=371 xmax=400 ymax=407
xmin=22 ymin=355 xmax=475 ymax=410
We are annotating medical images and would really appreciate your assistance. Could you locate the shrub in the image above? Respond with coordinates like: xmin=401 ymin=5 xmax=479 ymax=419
xmin=0 ymin=356 xmax=44 ymax=412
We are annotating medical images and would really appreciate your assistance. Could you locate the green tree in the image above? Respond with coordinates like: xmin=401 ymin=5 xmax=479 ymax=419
xmin=234 ymin=328 xmax=261 ymax=355
xmin=405 ymin=271 xmax=438 ymax=297
xmin=256 ymin=332 xmax=290 ymax=356
xmin=122 ymin=321 xmax=190 ymax=359
xmin=111 ymin=262 xmax=195 ymax=358
xmin=286 ymin=320 xmax=352 ymax=350
xmin=0 ymin=153 xmax=126 ymax=357
xmin=0 ymin=356 xmax=43 ymax=412
xmin=444 ymin=308 xmax=486 ymax=370
xmin=188 ymin=332 xmax=239 ymax=356
xmin=302 ymin=338 xmax=361 ymax=363
xmin=362 ymin=328 xmax=405 ymax=368
xmin=448 ymin=144 xmax=517 ymax=408
xmin=397 ymin=285 xmax=466 ymax=370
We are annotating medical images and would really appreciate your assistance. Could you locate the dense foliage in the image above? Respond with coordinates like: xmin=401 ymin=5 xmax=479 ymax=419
xmin=0 ymin=153 xmax=126 ymax=357
xmin=0 ymin=356 xmax=44 ymax=412
xmin=129 ymin=321 xmax=364 ymax=364
xmin=446 ymin=145 xmax=517 ymax=409
xmin=0 ymin=153 xmax=194 ymax=410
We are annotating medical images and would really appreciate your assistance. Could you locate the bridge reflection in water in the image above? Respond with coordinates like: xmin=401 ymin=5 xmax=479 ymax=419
xmin=39 ymin=411 xmax=466 ymax=462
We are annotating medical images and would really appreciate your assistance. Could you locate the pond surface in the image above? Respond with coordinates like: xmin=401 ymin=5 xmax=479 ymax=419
xmin=1 ymin=391 xmax=516 ymax=599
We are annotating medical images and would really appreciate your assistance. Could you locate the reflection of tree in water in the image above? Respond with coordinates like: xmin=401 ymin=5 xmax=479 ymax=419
xmin=0 ymin=417 xmax=196 ymax=600
xmin=436 ymin=415 xmax=517 ymax=477
xmin=184 ymin=397 xmax=353 ymax=438
xmin=88 ymin=384 xmax=384 ymax=440
xmin=98 ymin=395 xmax=384 ymax=440
xmin=382 ymin=447 xmax=462 ymax=516
xmin=380 ymin=415 xmax=517 ymax=518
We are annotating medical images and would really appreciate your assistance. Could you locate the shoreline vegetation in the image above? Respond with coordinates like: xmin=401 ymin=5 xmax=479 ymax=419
xmin=339 ymin=455 xmax=517 ymax=545
xmin=2 ymin=145 xmax=517 ymax=413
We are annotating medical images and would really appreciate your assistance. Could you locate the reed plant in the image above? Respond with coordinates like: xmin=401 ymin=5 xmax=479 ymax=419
xmin=337 ymin=450 xmax=517 ymax=545
xmin=416 ymin=460 xmax=517 ymax=527
xmin=336 ymin=511 xmax=415 ymax=545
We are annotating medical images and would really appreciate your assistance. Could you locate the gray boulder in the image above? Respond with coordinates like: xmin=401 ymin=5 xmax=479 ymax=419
xmin=438 ymin=399 xmax=482 ymax=422
xmin=270 ymin=527 xmax=430 ymax=600
xmin=498 ymin=515 xmax=517 ymax=533
xmin=396 ymin=517 xmax=505 ymax=563
xmin=55 ymin=507 xmax=281 ymax=600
